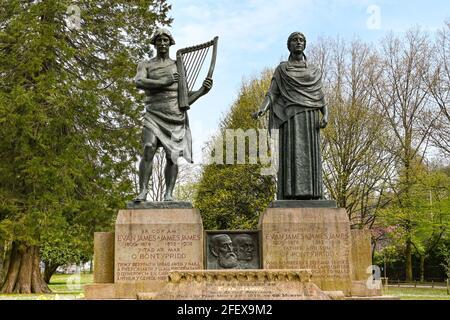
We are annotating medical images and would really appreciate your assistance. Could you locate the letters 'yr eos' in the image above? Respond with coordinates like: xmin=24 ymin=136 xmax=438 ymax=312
xmin=134 ymin=28 xmax=218 ymax=202
xmin=253 ymin=32 xmax=328 ymax=200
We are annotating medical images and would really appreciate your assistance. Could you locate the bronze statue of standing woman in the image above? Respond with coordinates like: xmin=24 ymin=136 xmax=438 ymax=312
xmin=253 ymin=32 xmax=328 ymax=200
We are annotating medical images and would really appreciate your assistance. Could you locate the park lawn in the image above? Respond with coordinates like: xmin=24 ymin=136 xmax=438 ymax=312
xmin=0 ymin=273 xmax=93 ymax=300
xmin=384 ymin=287 xmax=450 ymax=300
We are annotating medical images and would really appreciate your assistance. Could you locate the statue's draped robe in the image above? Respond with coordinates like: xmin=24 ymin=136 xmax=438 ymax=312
xmin=267 ymin=61 xmax=326 ymax=199
xmin=143 ymin=59 xmax=193 ymax=163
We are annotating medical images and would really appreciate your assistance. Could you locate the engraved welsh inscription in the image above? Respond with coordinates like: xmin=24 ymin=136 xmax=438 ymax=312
xmin=263 ymin=225 xmax=351 ymax=279
xmin=115 ymin=220 xmax=203 ymax=282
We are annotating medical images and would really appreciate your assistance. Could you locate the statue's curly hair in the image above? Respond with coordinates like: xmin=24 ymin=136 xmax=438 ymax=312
xmin=150 ymin=28 xmax=176 ymax=46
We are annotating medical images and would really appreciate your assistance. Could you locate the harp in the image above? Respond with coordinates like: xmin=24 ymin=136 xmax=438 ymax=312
xmin=176 ymin=36 xmax=218 ymax=110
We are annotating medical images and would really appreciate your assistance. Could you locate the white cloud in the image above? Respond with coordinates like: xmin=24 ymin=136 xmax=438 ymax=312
xmin=171 ymin=0 xmax=314 ymax=54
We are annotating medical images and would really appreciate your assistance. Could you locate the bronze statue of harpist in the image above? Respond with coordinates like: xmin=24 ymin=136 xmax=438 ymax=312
xmin=253 ymin=32 xmax=328 ymax=200
xmin=134 ymin=28 xmax=216 ymax=201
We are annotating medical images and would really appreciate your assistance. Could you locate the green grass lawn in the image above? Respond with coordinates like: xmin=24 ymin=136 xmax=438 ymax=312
xmin=0 ymin=273 xmax=93 ymax=300
xmin=384 ymin=286 xmax=450 ymax=300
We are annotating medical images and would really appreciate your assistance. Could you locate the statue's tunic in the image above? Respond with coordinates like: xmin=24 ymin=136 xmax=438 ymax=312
xmin=267 ymin=61 xmax=326 ymax=200
xmin=143 ymin=59 xmax=192 ymax=163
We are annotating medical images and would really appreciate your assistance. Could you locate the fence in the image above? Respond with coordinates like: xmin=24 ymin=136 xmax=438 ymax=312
xmin=380 ymin=277 xmax=450 ymax=295
xmin=381 ymin=265 xmax=446 ymax=282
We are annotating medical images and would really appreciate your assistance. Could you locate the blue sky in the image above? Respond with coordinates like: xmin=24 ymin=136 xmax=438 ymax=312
xmin=163 ymin=0 xmax=450 ymax=164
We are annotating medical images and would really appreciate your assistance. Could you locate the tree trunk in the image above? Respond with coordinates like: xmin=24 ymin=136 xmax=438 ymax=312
xmin=405 ymin=239 xmax=413 ymax=281
xmin=419 ymin=255 xmax=425 ymax=283
xmin=0 ymin=240 xmax=3 ymax=276
xmin=0 ymin=240 xmax=7 ymax=285
xmin=447 ymin=278 xmax=449 ymax=295
xmin=0 ymin=242 xmax=51 ymax=293
xmin=31 ymin=246 xmax=51 ymax=293
xmin=43 ymin=262 xmax=59 ymax=284
xmin=0 ymin=243 xmax=9 ymax=286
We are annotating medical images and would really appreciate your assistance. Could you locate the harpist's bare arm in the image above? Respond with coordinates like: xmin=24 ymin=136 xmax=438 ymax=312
xmin=187 ymin=77 xmax=213 ymax=105
xmin=134 ymin=61 xmax=178 ymax=90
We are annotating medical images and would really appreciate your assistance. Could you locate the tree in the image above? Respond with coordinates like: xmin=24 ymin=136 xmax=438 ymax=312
xmin=439 ymin=240 xmax=450 ymax=288
xmin=425 ymin=21 xmax=450 ymax=157
xmin=0 ymin=0 xmax=171 ymax=293
xmin=378 ymin=162 xmax=450 ymax=281
xmin=310 ymin=38 xmax=394 ymax=228
xmin=410 ymin=165 xmax=450 ymax=282
xmin=369 ymin=28 xmax=435 ymax=281
xmin=140 ymin=149 xmax=166 ymax=202
xmin=40 ymin=223 xmax=88 ymax=284
xmin=173 ymin=164 xmax=201 ymax=203
xmin=0 ymin=238 xmax=11 ymax=286
xmin=195 ymin=71 xmax=276 ymax=230
xmin=133 ymin=148 xmax=195 ymax=202
xmin=373 ymin=245 xmax=401 ymax=279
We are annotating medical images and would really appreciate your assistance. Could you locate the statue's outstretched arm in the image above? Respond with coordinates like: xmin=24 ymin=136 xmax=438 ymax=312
xmin=252 ymin=77 xmax=279 ymax=120
xmin=252 ymin=95 xmax=271 ymax=120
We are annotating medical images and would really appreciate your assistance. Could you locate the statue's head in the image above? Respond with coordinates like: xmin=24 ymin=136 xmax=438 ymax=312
xmin=150 ymin=28 xmax=176 ymax=47
xmin=209 ymin=234 xmax=238 ymax=268
xmin=287 ymin=31 xmax=306 ymax=53
xmin=234 ymin=234 xmax=255 ymax=261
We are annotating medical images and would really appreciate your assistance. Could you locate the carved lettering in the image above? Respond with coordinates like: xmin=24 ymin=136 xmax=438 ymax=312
xmin=263 ymin=225 xmax=351 ymax=280
xmin=115 ymin=226 xmax=202 ymax=282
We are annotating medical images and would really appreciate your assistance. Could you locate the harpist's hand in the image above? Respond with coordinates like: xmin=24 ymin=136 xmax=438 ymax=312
xmin=170 ymin=72 xmax=180 ymax=83
xmin=162 ymin=73 xmax=179 ymax=86
xmin=202 ymin=77 xmax=213 ymax=93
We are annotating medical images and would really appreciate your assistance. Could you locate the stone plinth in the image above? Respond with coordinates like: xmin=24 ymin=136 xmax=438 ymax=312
xmin=137 ymin=270 xmax=331 ymax=300
xmin=350 ymin=229 xmax=382 ymax=296
xmin=85 ymin=205 xmax=204 ymax=299
xmin=259 ymin=206 xmax=353 ymax=295
xmin=93 ymin=232 xmax=115 ymax=283
xmin=113 ymin=207 xmax=203 ymax=298
xmin=85 ymin=281 xmax=163 ymax=300
xmin=269 ymin=200 xmax=337 ymax=208
xmin=126 ymin=201 xmax=193 ymax=209
xmin=350 ymin=229 xmax=372 ymax=281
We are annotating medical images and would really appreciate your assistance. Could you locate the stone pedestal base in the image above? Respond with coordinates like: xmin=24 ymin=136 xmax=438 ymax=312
xmin=137 ymin=270 xmax=331 ymax=300
xmin=351 ymin=280 xmax=382 ymax=297
xmin=93 ymin=232 xmax=114 ymax=283
xmin=85 ymin=206 xmax=204 ymax=299
xmin=350 ymin=229 xmax=382 ymax=296
xmin=114 ymin=207 xmax=204 ymax=282
xmin=85 ymin=203 xmax=389 ymax=299
xmin=85 ymin=282 xmax=162 ymax=299
xmin=259 ymin=206 xmax=353 ymax=295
